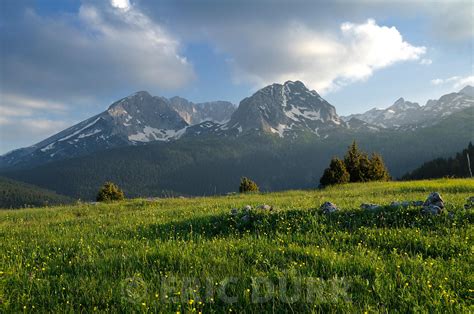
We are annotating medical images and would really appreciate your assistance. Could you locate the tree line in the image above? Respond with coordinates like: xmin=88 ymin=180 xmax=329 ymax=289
xmin=319 ymin=141 xmax=390 ymax=186
xmin=402 ymin=142 xmax=474 ymax=180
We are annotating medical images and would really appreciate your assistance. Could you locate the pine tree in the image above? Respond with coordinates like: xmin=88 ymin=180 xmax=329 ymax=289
xmin=320 ymin=157 xmax=350 ymax=186
xmin=96 ymin=182 xmax=125 ymax=202
xmin=239 ymin=177 xmax=259 ymax=193
xmin=344 ymin=141 xmax=364 ymax=182
xmin=368 ymin=153 xmax=390 ymax=181
xmin=358 ymin=153 xmax=372 ymax=182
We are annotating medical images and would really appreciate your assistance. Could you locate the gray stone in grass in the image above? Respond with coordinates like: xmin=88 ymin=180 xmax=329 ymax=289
xmin=243 ymin=205 xmax=252 ymax=212
xmin=230 ymin=208 xmax=239 ymax=216
xmin=411 ymin=201 xmax=424 ymax=207
xmin=421 ymin=204 xmax=443 ymax=215
xmin=241 ymin=214 xmax=251 ymax=223
xmin=257 ymin=204 xmax=273 ymax=211
xmin=423 ymin=192 xmax=444 ymax=209
xmin=320 ymin=202 xmax=338 ymax=214
xmin=390 ymin=201 xmax=410 ymax=209
xmin=361 ymin=203 xmax=382 ymax=211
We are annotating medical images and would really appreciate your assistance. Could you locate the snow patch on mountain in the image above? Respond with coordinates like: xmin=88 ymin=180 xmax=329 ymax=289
xmin=58 ymin=117 xmax=102 ymax=142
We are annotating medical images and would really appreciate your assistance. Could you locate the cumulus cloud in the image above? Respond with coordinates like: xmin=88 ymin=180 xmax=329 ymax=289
xmin=110 ymin=0 xmax=131 ymax=11
xmin=0 ymin=1 xmax=194 ymax=153
xmin=430 ymin=75 xmax=474 ymax=90
xmin=219 ymin=19 xmax=425 ymax=93
xmin=0 ymin=2 xmax=194 ymax=102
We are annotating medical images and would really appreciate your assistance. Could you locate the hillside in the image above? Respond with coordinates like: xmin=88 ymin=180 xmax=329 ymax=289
xmin=402 ymin=142 xmax=474 ymax=180
xmin=0 ymin=176 xmax=74 ymax=209
xmin=1 ymin=179 xmax=473 ymax=312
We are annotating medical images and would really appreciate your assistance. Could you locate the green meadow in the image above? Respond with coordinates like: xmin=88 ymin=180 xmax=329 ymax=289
xmin=1 ymin=179 xmax=473 ymax=312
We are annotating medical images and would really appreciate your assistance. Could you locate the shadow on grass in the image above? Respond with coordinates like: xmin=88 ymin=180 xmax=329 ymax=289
xmin=115 ymin=205 xmax=473 ymax=244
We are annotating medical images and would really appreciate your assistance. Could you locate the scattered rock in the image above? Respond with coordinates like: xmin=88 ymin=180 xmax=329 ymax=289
xmin=320 ymin=202 xmax=338 ymax=214
xmin=230 ymin=208 xmax=239 ymax=216
xmin=390 ymin=201 xmax=410 ymax=209
xmin=257 ymin=204 xmax=273 ymax=211
xmin=361 ymin=203 xmax=382 ymax=211
xmin=243 ymin=205 xmax=253 ymax=212
xmin=421 ymin=192 xmax=444 ymax=215
xmin=423 ymin=192 xmax=444 ymax=209
xmin=421 ymin=204 xmax=443 ymax=215
xmin=241 ymin=214 xmax=250 ymax=223
xmin=411 ymin=201 xmax=424 ymax=207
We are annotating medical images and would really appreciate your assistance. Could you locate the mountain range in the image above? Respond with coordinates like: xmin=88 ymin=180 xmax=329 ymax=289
xmin=0 ymin=93 xmax=235 ymax=168
xmin=343 ymin=85 xmax=474 ymax=129
xmin=1 ymin=81 xmax=472 ymax=199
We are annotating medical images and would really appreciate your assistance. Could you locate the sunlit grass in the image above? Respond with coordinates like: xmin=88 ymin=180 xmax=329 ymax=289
xmin=0 ymin=178 xmax=473 ymax=312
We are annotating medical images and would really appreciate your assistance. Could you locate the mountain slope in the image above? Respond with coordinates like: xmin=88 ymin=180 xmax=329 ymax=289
xmin=344 ymin=98 xmax=422 ymax=128
xmin=169 ymin=97 xmax=235 ymax=124
xmin=459 ymin=85 xmax=474 ymax=97
xmin=0 ymin=91 xmax=188 ymax=168
xmin=0 ymin=176 xmax=74 ymax=209
xmin=401 ymin=142 xmax=474 ymax=180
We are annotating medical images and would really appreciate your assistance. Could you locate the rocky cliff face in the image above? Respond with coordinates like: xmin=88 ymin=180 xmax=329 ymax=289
xmin=224 ymin=80 xmax=344 ymax=137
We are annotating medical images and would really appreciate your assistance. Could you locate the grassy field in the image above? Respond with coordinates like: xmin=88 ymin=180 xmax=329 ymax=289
xmin=1 ymin=179 xmax=473 ymax=312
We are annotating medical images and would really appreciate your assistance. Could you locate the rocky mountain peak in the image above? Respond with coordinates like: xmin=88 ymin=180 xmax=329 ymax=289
xmin=224 ymin=81 xmax=343 ymax=137
xmin=343 ymin=87 xmax=473 ymax=129
xmin=459 ymin=85 xmax=474 ymax=97
xmin=388 ymin=98 xmax=420 ymax=112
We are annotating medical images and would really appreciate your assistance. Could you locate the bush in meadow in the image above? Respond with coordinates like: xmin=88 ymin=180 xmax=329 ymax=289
xmin=239 ymin=177 xmax=259 ymax=193
xmin=96 ymin=181 xmax=125 ymax=202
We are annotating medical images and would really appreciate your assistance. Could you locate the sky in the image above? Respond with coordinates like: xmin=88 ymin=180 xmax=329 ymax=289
xmin=0 ymin=0 xmax=473 ymax=154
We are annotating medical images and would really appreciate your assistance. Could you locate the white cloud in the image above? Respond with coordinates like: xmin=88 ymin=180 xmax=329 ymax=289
xmin=430 ymin=75 xmax=473 ymax=89
xmin=76 ymin=4 xmax=194 ymax=89
xmin=420 ymin=58 xmax=432 ymax=65
xmin=0 ymin=93 xmax=71 ymax=152
xmin=1 ymin=3 xmax=194 ymax=105
xmin=0 ymin=93 xmax=67 ymax=124
xmin=0 ymin=118 xmax=69 ymax=153
xmin=1 ymin=93 xmax=66 ymax=112
xmin=430 ymin=78 xmax=444 ymax=85
xmin=218 ymin=19 xmax=425 ymax=93
xmin=110 ymin=0 xmax=131 ymax=11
